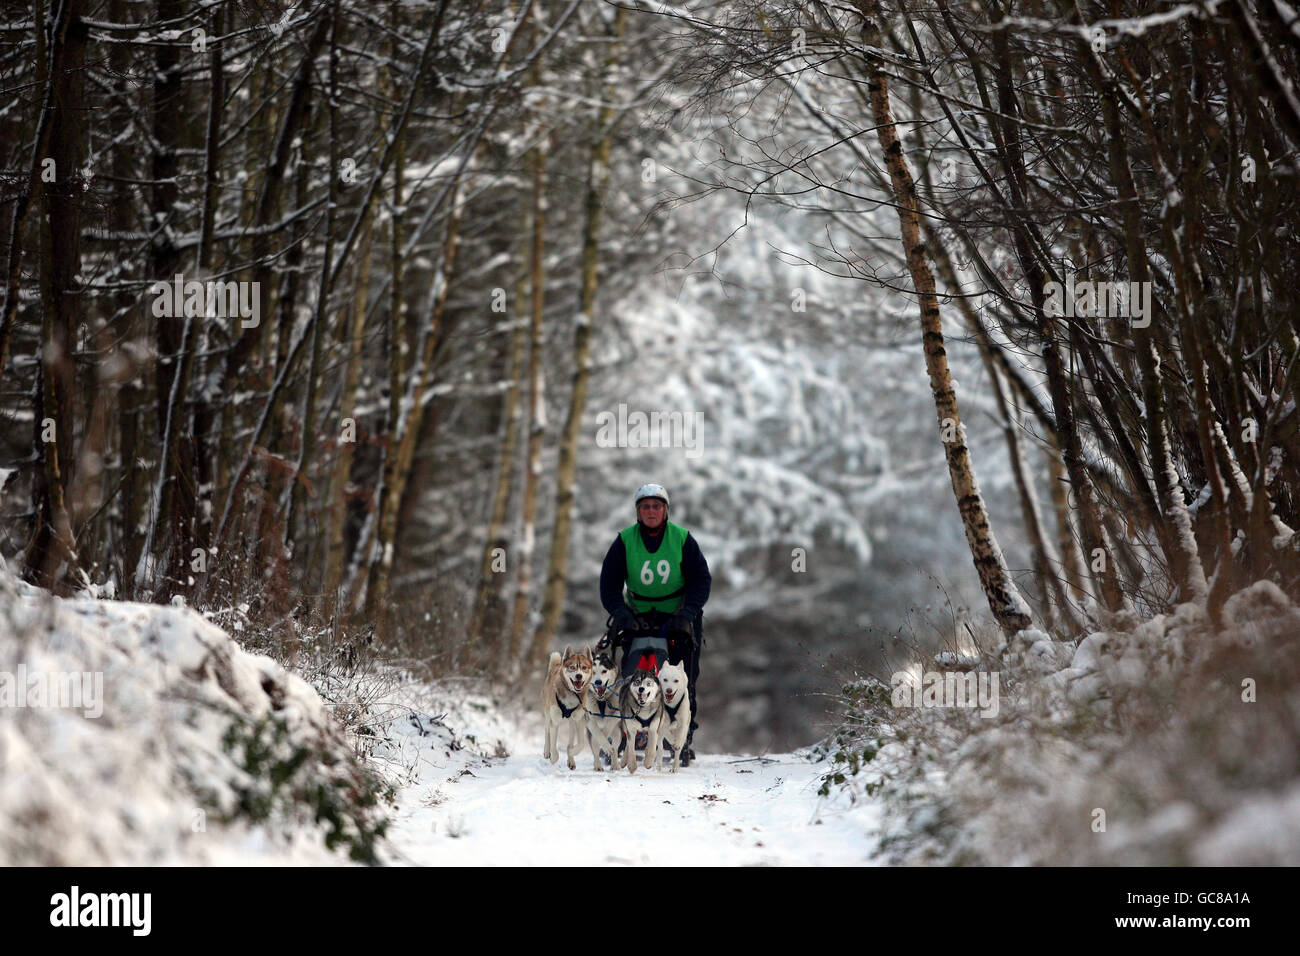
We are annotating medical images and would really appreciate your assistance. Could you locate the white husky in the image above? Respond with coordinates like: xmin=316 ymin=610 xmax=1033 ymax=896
xmin=656 ymin=661 xmax=691 ymax=772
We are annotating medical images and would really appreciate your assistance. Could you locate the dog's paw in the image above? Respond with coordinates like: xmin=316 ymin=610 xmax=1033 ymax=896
xmin=567 ymin=756 xmax=576 ymax=769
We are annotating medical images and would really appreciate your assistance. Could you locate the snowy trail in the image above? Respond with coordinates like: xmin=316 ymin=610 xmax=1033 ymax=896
xmin=382 ymin=716 xmax=883 ymax=866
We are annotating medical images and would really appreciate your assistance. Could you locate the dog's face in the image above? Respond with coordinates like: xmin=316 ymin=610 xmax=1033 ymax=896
xmin=658 ymin=661 xmax=687 ymax=707
xmin=629 ymin=670 xmax=660 ymax=709
xmin=560 ymin=645 xmax=593 ymax=695
xmin=591 ymin=652 xmax=618 ymax=701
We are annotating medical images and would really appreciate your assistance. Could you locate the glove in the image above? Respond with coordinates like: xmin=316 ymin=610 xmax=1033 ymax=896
xmin=611 ymin=605 xmax=637 ymax=635
xmin=669 ymin=607 xmax=698 ymax=645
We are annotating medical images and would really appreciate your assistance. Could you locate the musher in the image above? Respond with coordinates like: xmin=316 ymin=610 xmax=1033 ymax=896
xmin=597 ymin=483 xmax=710 ymax=766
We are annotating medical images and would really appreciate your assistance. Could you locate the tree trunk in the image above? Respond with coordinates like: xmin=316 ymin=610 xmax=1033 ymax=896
xmin=983 ymin=3 xmax=1128 ymax=616
xmin=0 ymin=0 xmax=78 ymax=388
xmin=24 ymin=1 xmax=88 ymax=591
xmin=527 ymin=4 xmax=625 ymax=672
xmin=467 ymin=243 xmax=530 ymax=656
xmin=214 ymin=12 xmax=331 ymax=545
xmin=102 ymin=0 xmax=147 ymax=592
xmin=190 ymin=0 xmax=226 ymax=592
xmin=506 ymin=128 xmax=551 ymax=666
xmin=363 ymin=194 xmax=463 ymax=624
xmin=1095 ymin=67 xmax=1208 ymax=606
xmin=145 ymin=0 xmax=199 ymax=597
xmin=1048 ymin=438 xmax=1091 ymax=613
xmin=855 ymin=0 xmax=1032 ymax=635
xmin=323 ymin=211 xmax=374 ymax=611
xmin=926 ymin=221 xmax=1081 ymax=634
xmin=285 ymin=2 xmax=342 ymax=572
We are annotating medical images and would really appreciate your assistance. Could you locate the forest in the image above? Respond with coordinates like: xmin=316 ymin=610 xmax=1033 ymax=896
xmin=2 ymin=0 xmax=1297 ymax=756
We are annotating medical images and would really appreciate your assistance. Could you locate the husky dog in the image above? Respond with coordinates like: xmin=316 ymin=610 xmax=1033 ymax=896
xmin=542 ymin=645 xmax=593 ymax=770
xmin=656 ymin=661 xmax=692 ymax=772
xmin=619 ymin=668 xmax=664 ymax=775
xmin=586 ymin=651 xmax=623 ymax=771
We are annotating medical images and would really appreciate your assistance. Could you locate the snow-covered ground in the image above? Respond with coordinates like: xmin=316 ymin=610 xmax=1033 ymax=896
xmin=0 ymin=562 xmax=382 ymax=866
xmin=13 ymin=556 xmax=1296 ymax=867
xmin=381 ymin=702 xmax=884 ymax=866
xmin=18 ymin=555 xmax=1297 ymax=868
xmin=1 ymin=565 xmax=884 ymax=865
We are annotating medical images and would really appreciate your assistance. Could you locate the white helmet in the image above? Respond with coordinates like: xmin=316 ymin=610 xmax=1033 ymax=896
xmin=634 ymin=483 xmax=669 ymax=509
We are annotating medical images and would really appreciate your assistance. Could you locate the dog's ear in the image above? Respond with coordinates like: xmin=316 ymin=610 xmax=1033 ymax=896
xmin=582 ymin=645 xmax=593 ymax=661
xmin=561 ymin=644 xmax=573 ymax=660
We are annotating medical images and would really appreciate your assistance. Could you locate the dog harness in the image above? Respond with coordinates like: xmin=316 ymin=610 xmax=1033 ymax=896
xmin=663 ymin=699 xmax=683 ymax=721
xmin=555 ymin=692 xmax=579 ymax=719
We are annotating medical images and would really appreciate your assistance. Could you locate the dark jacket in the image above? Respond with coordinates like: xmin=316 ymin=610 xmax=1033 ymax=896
xmin=600 ymin=522 xmax=711 ymax=618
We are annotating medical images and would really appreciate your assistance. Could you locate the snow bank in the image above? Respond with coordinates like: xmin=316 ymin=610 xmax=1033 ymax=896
xmin=0 ymin=563 xmax=385 ymax=865
xmin=822 ymin=581 xmax=1300 ymax=865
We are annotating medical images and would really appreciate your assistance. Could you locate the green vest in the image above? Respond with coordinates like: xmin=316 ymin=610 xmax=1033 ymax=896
xmin=621 ymin=521 xmax=689 ymax=613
